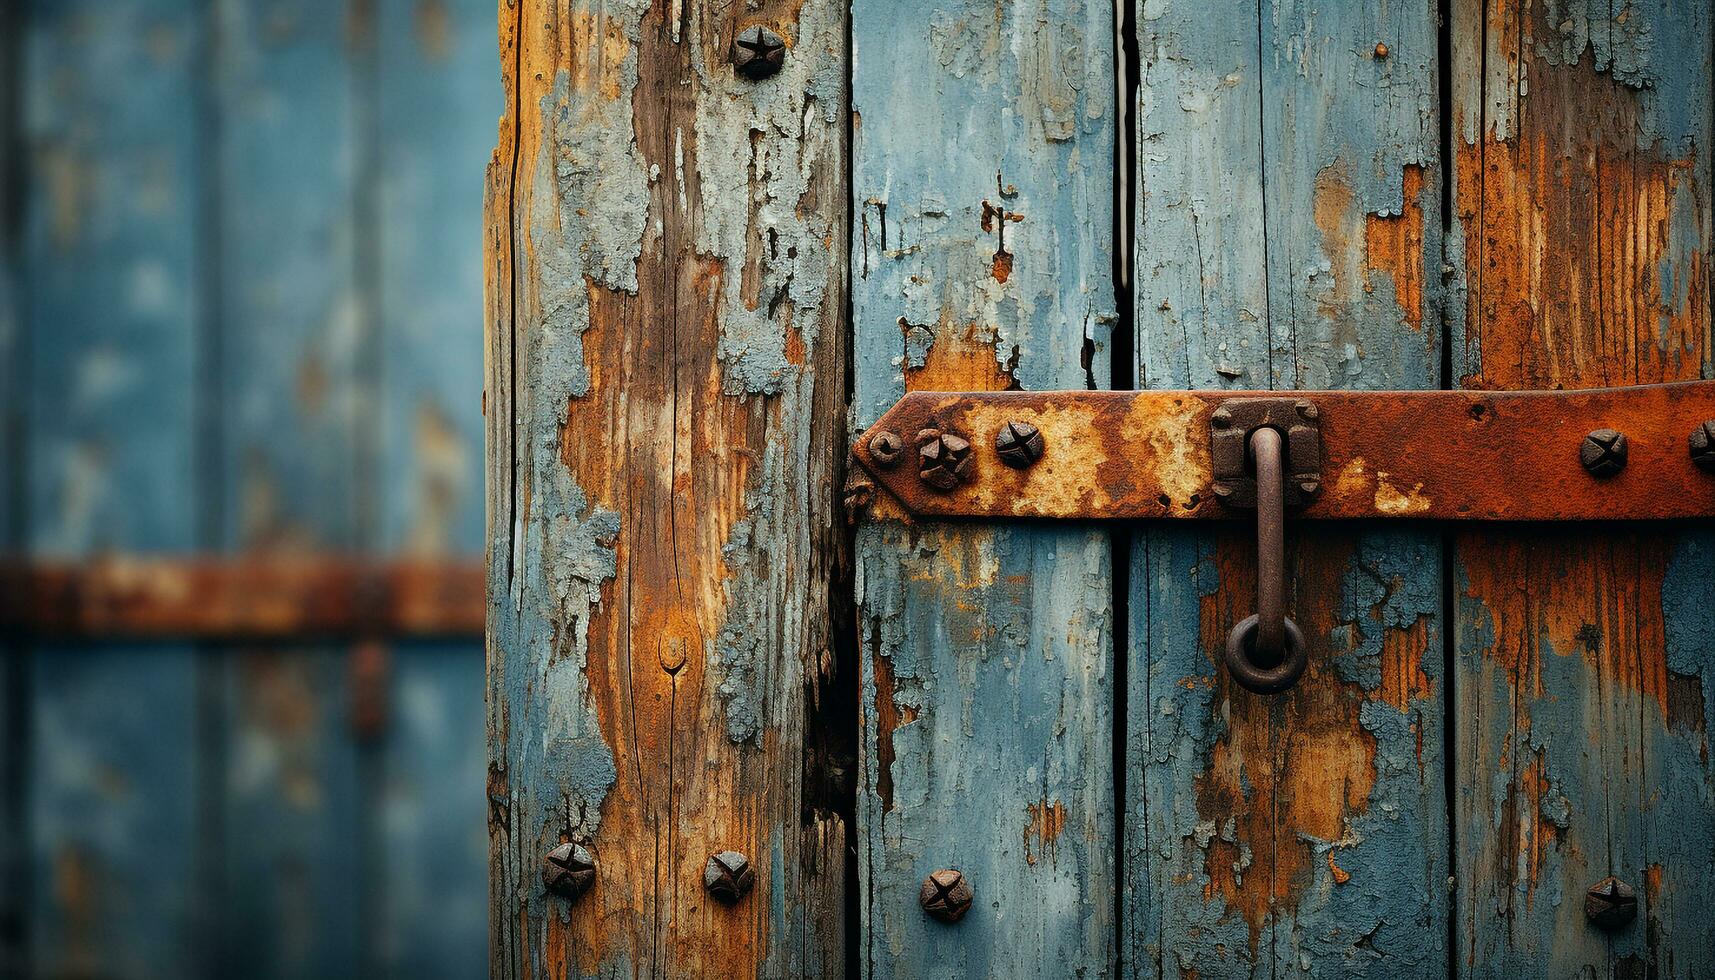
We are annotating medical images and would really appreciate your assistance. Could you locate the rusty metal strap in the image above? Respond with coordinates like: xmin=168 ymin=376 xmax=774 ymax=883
xmin=0 ymin=557 xmax=484 ymax=640
xmin=851 ymin=381 xmax=1715 ymax=521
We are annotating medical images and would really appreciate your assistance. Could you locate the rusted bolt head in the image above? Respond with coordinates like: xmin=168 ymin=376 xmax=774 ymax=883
xmin=730 ymin=25 xmax=786 ymax=80
xmin=542 ymin=842 xmax=596 ymax=900
xmin=1584 ymin=876 xmax=1637 ymax=929
xmin=919 ymin=869 xmax=974 ymax=923
xmin=704 ymin=850 xmax=756 ymax=904
xmin=842 ymin=472 xmax=876 ymax=523
xmin=1210 ymin=407 xmax=1233 ymax=429
xmin=1580 ymin=428 xmax=1629 ymax=477
xmin=869 ymin=430 xmax=905 ymax=469
xmin=1689 ymin=420 xmax=1715 ymax=474
xmin=917 ymin=428 xmax=973 ymax=491
xmin=995 ymin=421 xmax=1045 ymax=469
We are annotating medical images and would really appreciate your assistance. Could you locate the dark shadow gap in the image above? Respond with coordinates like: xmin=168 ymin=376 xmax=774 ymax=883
xmin=1436 ymin=0 xmax=1459 ymax=976
xmin=821 ymin=6 xmax=861 ymax=977
xmin=1 ymin=0 xmax=27 ymax=972
xmin=1111 ymin=0 xmax=1141 ymax=972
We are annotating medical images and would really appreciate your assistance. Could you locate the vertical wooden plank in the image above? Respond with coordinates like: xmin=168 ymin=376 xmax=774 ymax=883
xmin=30 ymin=649 xmax=203 ymax=976
xmin=20 ymin=0 xmax=207 ymax=975
xmin=214 ymin=1 xmax=364 ymax=974
xmin=374 ymin=1 xmax=495 ymax=975
xmin=1128 ymin=1 xmax=1446 ymax=975
xmin=377 ymin=0 xmax=492 ymax=558
xmin=851 ymin=1 xmax=1116 ymax=975
xmin=379 ymin=643 xmax=487 ymax=978
xmin=484 ymin=2 xmax=849 ymax=976
xmin=1449 ymin=1 xmax=1715 ymax=975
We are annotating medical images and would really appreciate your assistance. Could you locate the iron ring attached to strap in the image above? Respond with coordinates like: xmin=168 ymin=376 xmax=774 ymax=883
xmin=1224 ymin=613 xmax=1308 ymax=695
xmin=1225 ymin=425 xmax=1308 ymax=695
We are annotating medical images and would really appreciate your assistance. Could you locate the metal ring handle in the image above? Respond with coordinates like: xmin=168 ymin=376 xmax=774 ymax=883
xmin=1224 ymin=614 xmax=1308 ymax=694
xmin=1250 ymin=427 xmax=1286 ymax=659
xmin=1223 ymin=426 xmax=1306 ymax=694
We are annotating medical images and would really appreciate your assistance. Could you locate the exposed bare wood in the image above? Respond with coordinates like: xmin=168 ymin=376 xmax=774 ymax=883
xmin=483 ymin=1 xmax=849 ymax=975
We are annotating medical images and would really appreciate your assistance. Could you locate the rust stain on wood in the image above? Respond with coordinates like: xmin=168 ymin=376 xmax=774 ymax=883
xmin=1192 ymin=537 xmax=1375 ymax=949
xmin=486 ymin=1 xmax=849 ymax=975
xmin=871 ymin=649 xmax=903 ymax=816
xmin=1454 ymin=39 xmax=1706 ymax=390
xmin=1188 ymin=530 xmax=1442 ymax=949
xmin=1377 ymin=615 xmax=1434 ymax=714
xmin=1023 ymin=798 xmax=1066 ymax=866
xmin=1364 ymin=164 xmax=1427 ymax=330
xmin=904 ymin=316 xmax=1019 ymax=393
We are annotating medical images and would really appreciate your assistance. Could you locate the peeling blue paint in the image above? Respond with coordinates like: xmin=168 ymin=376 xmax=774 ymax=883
xmin=854 ymin=1 xmax=1117 ymax=973
xmin=714 ymin=443 xmax=785 ymax=745
xmin=491 ymin=30 xmax=649 ymax=942
xmin=1129 ymin=1 xmax=1446 ymax=974
xmin=689 ymin=3 xmax=843 ymax=397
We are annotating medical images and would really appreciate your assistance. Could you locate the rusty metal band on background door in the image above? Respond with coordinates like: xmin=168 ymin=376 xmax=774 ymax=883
xmin=848 ymin=381 xmax=1715 ymax=693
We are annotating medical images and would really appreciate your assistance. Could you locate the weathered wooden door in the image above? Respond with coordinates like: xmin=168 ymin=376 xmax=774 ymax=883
xmin=485 ymin=1 xmax=1714 ymax=977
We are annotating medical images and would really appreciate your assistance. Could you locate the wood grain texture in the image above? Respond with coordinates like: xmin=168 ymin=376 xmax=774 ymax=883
xmin=20 ymin=1 xmax=208 ymax=977
xmin=214 ymin=2 xmax=364 ymax=974
xmin=1127 ymin=1 xmax=1447 ymax=975
xmin=1449 ymin=1 xmax=1715 ymax=975
xmin=483 ymin=1 xmax=849 ymax=975
xmin=851 ymin=1 xmax=1117 ymax=975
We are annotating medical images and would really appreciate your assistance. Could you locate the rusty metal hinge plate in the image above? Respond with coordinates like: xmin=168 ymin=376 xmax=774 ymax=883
xmin=848 ymin=381 xmax=1715 ymax=521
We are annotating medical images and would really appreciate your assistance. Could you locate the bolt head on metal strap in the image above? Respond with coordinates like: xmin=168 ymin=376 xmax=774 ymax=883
xmin=848 ymin=382 xmax=1715 ymax=522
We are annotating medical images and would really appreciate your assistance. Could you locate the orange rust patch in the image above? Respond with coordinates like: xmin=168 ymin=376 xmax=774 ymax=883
xmin=1314 ymin=161 xmax=1428 ymax=330
xmin=784 ymin=325 xmax=806 ymax=366
xmin=906 ymin=318 xmax=1017 ymax=392
xmin=1454 ymin=40 xmax=1706 ymax=390
xmin=1376 ymin=615 xmax=1433 ymax=713
xmin=1326 ymin=850 xmax=1352 ymax=885
xmin=1363 ymin=164 xmax=1426 ymax=330
xmin=1191 ymin=532 xmax=1385 ymax=950
xmin=1024 ymin=798 xmax=1067 ymax=866
xmin=1310 ymin=161 xmax=1367 ymax=327
xmin=1377 ymin=615 xmax=1433 ymax=768
xmin=873 ymin=652 xmax=900 ymax=814
xmin=981 ymin=196 xmax=1024 ymax=285
xmin=1504 ymin=743 xmax=1564 ymax=902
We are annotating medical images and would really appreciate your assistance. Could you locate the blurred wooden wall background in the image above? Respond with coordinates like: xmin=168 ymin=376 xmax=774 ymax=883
xmin=0 ymin=2 xmax=496 ymax=976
